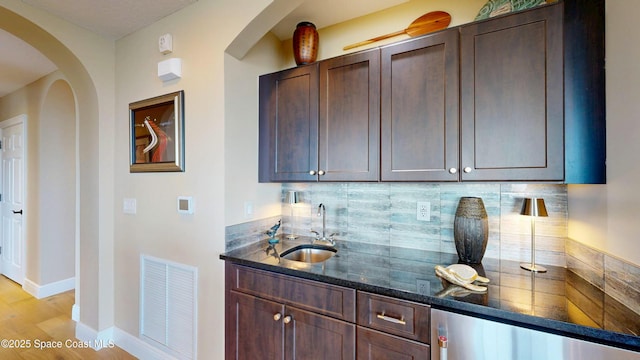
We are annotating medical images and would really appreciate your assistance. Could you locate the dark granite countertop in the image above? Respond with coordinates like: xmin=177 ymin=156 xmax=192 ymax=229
xmin=220 ymin=237 xmax=640 ymax=352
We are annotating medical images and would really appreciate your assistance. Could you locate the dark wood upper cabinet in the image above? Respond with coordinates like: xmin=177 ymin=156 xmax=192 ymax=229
xmin=460 ymin=3 xmax=564 ymax=181
xmin=381 ymin=28 xmax=459 ymax=181
xmin=456 ymin=0 xmax=605 ymax=183
xmin=319 ymin=49 xmax=380 ymax=181
xmin=259 ymin=50 xmax=380 ymax=182
xmin=258 ymin=63 xmax=319 ymax=182
xmin=258 ymin=0 xmax=605 ymax=184
xmin=563 ymin=0 xmax=606 ymax=184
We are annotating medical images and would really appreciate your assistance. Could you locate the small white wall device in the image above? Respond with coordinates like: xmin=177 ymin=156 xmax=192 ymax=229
xmin=177 ymin=196 xmax=194 ymax=214
xmin=159 ymin=33 xmax=173 ymax=54
xmin=158 ymin=58 xmax=182 ymax=82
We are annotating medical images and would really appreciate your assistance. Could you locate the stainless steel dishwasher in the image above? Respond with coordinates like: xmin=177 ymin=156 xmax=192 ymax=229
xmin=430 ymin=308 xmax=640 ymax=360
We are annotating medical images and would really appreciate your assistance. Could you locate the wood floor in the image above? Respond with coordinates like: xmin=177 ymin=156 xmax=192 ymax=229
xmin=0 ymin=275 xmax=137 ymax=359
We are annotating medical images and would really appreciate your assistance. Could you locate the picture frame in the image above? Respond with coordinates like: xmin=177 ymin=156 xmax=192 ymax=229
xmin=129 ymin=90 xmax=185 ymax=172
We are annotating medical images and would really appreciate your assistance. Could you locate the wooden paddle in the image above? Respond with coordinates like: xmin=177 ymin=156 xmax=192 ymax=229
xmin=343 ymin=11 xmax=452 ymax=51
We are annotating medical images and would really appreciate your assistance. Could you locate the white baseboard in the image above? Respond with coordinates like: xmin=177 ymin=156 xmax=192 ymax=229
xmin=75 ymin=322 xmax=176 ymax=359
xmin=113 ymin=327 xmax=178 ymax=360
xmin=71 ymin=304 xmax=80 ymax=322
xmin=22 ymin=277 xmax=75 ymax=299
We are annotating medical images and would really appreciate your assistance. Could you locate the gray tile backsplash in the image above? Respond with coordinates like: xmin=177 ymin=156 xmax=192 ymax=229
xmin=225 ymin=215 xmax=282 ymax=252
xmin=282 ymin=183 xmax=568 ymax=266
xmin=224 ymin=182 xmax=640 ymax=315
xmin=566 ymin=237 xmax=640 ymax=316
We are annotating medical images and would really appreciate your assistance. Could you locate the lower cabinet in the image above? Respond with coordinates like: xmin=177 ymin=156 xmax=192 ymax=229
xmin=225 ymin=263 xmax=356 ymax=360
xmin=357 ymin=326 xmax=430 ymax=360
xmin=225 ymin=263 xmax=430 ymax=359
xmin=227 ymin=291 xmax=355 ymax=359
xmin=357 ymin=291 xmax=431 ymax=359
xmin=227 ymin=291 xmax=285 ymax=359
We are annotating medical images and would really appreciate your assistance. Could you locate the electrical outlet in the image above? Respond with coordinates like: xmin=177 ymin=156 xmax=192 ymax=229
xmin=417 ymin=201 xmax=431 ymax=221
xmin=244 ymin=201 xmax=253 ymax=218
xmin=417 ymin=279 xmax=430 ymax=295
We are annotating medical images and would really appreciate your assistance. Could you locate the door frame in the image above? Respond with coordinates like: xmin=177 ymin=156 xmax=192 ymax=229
xmin=0 ymin=114 xmax=27 ymax=284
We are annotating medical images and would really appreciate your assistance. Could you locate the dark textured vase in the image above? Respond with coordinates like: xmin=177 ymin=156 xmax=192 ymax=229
xmin=292 ymin=22 xmax=319 ymax=65
xmin=453 ymin=197 xmax=489 ymax=264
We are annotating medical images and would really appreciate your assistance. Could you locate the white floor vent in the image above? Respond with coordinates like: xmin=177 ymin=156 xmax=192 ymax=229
xmin=141 ymin=255 xmax=198 ymax=360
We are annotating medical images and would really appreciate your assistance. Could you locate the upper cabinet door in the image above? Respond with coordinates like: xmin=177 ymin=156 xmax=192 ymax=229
xmin=459 ymin=4 xmax=563 ymax=181
xmin=319 ymin=49 xmax=380 ymax=181
xmin=380 ymin=29 xmax=460 ymax=181
xmin=259 ymin=64 xmax=319 ymax=182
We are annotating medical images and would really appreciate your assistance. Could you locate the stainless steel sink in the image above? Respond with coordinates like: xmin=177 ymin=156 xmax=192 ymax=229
xmin=280 ymin=244 xmax=337 ymax=263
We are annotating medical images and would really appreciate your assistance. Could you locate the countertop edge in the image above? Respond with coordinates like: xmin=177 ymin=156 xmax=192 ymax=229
xmin=220 ymin=254 xmax=640 ymax=353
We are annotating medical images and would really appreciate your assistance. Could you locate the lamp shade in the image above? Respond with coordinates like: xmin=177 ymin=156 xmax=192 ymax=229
xmin=285 ymin=191 xmax=300 ymax=205
xmin=520 ymin=198 xmax=548 ymax=217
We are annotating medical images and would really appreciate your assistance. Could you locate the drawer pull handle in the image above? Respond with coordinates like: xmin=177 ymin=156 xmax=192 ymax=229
xmin=376 ymin=312 xmax=406 ymax=325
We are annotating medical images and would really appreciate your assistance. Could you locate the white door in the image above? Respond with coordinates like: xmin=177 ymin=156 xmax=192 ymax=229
xmin=0 ymin=117 xmax=25 ymax=284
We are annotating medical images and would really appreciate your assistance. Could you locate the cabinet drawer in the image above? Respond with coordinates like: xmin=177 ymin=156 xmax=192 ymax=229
xmin=357 ymin=291 xmax=430 ymax=343
xmin=226 ymin=263 xmax=355 ymax=322
xmin=357 ymin=326 xmax=430 ymax=360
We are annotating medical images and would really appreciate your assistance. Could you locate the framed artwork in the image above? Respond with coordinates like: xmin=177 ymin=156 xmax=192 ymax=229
xmin=129 ymin=90 xmax=185 ymax=172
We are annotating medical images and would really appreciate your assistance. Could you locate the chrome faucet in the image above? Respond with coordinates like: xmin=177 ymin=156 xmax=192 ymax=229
xmin=311 ymin=203 xmax=336 ymax=245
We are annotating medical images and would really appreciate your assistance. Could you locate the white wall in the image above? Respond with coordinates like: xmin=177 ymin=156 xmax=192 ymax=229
xmin=0 ymin=73 xmax=77 ymax=285
xmin=113 ymin=0 xmax=272 ymax=357
xmin=282 ymin=0 xmax=486 ymax=68
xmin=224 ymin=32 xmax=284 ymax=226
xmin=39 ymin=79 xmax=76 ymax=284
xmin=568 ymin=0 xmax=640 ymax=266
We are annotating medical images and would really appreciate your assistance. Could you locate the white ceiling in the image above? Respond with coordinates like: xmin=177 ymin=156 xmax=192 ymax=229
xmin=21 ymin=0 xmax=199 ymax=39
xmin=1 ymin=0 xmax=406 ymax=98
xmin=0 ymin=28 xmax=56 ymax=98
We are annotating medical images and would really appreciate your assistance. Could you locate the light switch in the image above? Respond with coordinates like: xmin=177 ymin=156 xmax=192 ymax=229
xmin=123 ymin=198 xmax=137 ymax=214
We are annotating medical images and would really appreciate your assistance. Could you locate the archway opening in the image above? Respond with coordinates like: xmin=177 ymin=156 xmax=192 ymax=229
xmin=0 ymin=5 xmax=102 ymax=330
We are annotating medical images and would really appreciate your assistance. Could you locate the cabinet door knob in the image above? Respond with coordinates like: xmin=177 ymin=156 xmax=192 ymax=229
xmin=463 ymin=167 xmax=472 ymax=173
xmin=449 ymin=168 xmax=457 ymax=174
xmin=273 ymin=313 xmax=282 ymax=321
xmin=318 ymin=170 xmax=325 ymax=176
xmin=309 ymin=170 xmax=317 ymax=175
xmin=283 ymin=315 xmax=292 ymax=324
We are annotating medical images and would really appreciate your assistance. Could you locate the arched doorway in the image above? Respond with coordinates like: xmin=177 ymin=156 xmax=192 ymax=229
xmin=0 ymin=5 xmax=104 ymax=332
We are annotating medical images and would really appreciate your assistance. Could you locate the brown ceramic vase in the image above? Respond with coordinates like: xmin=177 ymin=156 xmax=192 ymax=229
xmin=292 ymin=22 xmax=319 ymax=65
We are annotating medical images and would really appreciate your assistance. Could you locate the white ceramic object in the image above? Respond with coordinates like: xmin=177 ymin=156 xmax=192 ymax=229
xmin=435 ymin=265 xmax=488 ymax=292
xmin=446 ymin=264 xmax=490 ymax=284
